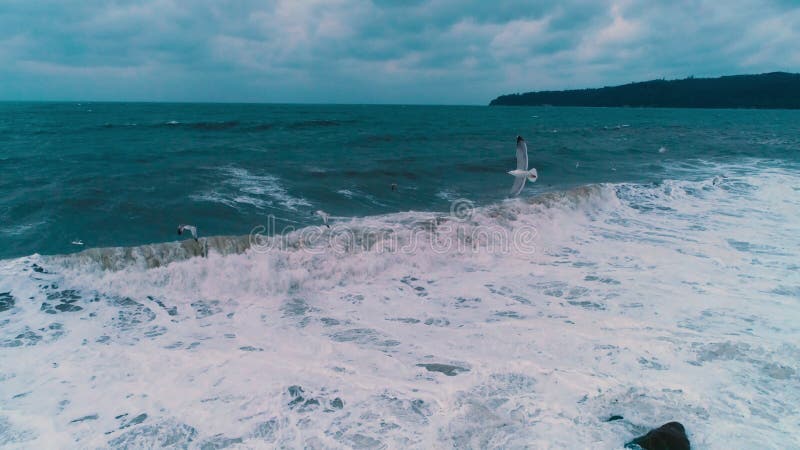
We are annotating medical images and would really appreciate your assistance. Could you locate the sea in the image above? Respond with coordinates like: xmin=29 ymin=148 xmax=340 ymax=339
xmin=0 ymin=102 xmax=798 ymax=448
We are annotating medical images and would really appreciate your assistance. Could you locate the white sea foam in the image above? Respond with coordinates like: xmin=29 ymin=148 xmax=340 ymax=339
xmin=1 ymin=163 xmax=799 ymax=448
xmin=336 ymin=188 xmax=386 ymax=207
xmin=192 ymin=166 xmax=311 ymax=212
xmin=435 ymin=190 xmax=459 ymax=201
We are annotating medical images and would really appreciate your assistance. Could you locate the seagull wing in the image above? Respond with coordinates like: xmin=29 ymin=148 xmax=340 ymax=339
xmin=509 ymin=176 xmax=526 ymax=196
xmin=516 ymin=138 xmax=528 ymax=171
xmin=510 ymin=137 xmax=528 ymax=196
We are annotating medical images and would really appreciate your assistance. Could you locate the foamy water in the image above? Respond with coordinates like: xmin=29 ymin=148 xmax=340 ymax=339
xmin=1 ymin=162 xmax=798 ymax=448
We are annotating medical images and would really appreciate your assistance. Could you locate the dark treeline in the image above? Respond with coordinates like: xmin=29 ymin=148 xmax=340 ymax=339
xmin=490 ymin=72 xmax=800 ymax=109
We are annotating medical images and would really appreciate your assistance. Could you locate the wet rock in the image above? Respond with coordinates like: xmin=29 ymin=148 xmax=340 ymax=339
xmin=0 ymin=292 xmax=15 ymax=312
xmin=416 ymin=363 xmax=469 ymax=376
xmin=625 ymin=422 xmax=690 ymax=450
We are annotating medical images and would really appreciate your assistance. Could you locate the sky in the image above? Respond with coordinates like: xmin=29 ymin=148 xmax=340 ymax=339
xmin=1 ymin=0 xmax=798 ymax=104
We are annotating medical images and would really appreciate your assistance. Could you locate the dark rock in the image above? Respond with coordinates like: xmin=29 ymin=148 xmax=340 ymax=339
xmin=626 ymin=422 xmax=690 ymax=450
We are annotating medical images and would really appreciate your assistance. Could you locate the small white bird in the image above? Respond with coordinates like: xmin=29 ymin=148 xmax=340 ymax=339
xmin=177 ymin=224 xmax=198 ymax=242
xmin=71 ymin=239 xmax=84 ymax=246
xmin=314 ymin=210 xmax=330 ymax=228
xmin=507 ymin=136 xmax=538 ymax=196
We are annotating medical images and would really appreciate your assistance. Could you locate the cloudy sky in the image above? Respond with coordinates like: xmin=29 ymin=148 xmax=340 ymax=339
xmin=1 ymin=0 xmax=798 ymax=104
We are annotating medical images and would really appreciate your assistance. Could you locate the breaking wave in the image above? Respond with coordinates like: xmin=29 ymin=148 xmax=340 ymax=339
xmin=1 ymin=167 xmax=799 ymax=448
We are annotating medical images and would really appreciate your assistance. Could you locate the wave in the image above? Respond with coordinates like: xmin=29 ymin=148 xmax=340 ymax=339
xmin=2 ymin=166 xmax=798 ymax=448
xmin=47 ymin=235 xmax=252 ymax=271
xmin=37 ymin=183 xmax=621 ymax=272
xmin=94 ymin=119 xmax=355 ymax=132
xmin=8 ymin=167 xmax=797 ymax=277
xmin=191 ymin=166 xmax=311 ymax=212
xmin=287 ymin=119 xmax=341 ymax=129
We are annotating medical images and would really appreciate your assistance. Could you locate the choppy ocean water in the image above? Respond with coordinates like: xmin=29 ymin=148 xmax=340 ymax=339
xmin=0 ymin=103 xmax=799 ymax=448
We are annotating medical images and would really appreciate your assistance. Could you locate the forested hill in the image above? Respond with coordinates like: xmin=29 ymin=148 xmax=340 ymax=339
xmin=490 ymin=72 xmax=800 ymax=109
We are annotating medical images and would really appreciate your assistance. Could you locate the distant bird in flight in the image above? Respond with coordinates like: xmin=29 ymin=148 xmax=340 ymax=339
xmin=314 ymin=210 xmax=330 ymax=228
xmin=177 ymin=224 xmax=198 ymax=242
xmin=507 ymin=136 xmax=538 ymax=196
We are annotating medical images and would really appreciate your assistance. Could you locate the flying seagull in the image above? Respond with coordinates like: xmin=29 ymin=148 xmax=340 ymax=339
xmin=507 ymin=136 xmax=538 ymax=196
xmin=177 ymin=224 xmax=198 ymax=242
xmin=314 ymin=210 xmax=330 ymax=228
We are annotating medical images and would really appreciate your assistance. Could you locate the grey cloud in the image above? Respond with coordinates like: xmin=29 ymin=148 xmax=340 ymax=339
xmin=1 ymin=0 xmax=798 ymax=103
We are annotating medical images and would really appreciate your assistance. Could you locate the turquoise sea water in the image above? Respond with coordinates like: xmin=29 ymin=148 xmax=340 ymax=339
xmin=1 ymin=103 xmax=797 ymax=258
xmin=0 ymin=103 xmax=799 ymax=448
